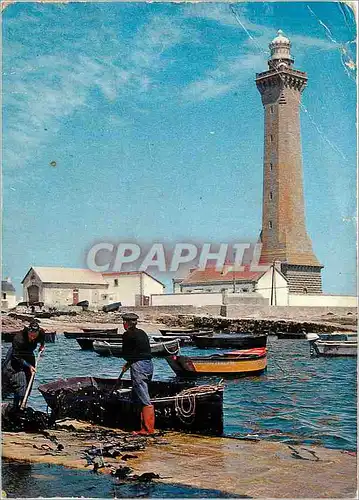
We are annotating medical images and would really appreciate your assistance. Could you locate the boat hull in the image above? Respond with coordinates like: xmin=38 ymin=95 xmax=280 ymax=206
xmin=277 ymin=332 xmax=306 ymax=340
xmin=38 ymin=377 xmax=224 ymax=435
xmin=193 ymin=334 xmax=267 ymax=349
xmin=64 ymin=331 xmax=123 ymax=340
xmin=76 ymin=337 xmax=123 ymax=350
xmin=159 ymin=328 xmax=200 ymax=335
xmin=166 ymin=351 xmax=267 ymax=376
xmin=310 ymin=341 xmax=357 ymax=357
xmin=93 ymin=338 xmax=181 ymax=357
xmin=82 ymin=327 xmax=118 ymax=334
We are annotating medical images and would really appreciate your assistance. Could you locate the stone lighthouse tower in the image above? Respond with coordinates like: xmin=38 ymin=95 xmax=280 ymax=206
xmin=256 ymin=30 xmax=323 ymax=293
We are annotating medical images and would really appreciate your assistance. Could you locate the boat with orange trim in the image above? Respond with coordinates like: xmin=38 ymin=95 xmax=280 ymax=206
xmin=165 ymin=347 xmax=267 ymax=376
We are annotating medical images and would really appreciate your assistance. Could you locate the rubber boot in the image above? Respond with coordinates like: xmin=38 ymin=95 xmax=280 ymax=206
xmin=132 ymin=405 xmax=155 ymax=435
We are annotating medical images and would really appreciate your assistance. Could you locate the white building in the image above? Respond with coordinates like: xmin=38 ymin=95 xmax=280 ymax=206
xmin=22 ymin=267 xmax=108 ymax=307
xmin=102 ymin=272 xmax=165 ymax=306
xmin=173 ymin=265 xmax=289 ymax=304
xmin=151 ymin=265 xmax=289 ymax=306
xmin=22 ymin=267 xmax=165 ymax=308
xmin=1 ymin=279 xmax=17 ymax=310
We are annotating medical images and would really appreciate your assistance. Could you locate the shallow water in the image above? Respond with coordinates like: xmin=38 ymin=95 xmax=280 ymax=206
xmin=1 ymin=460 xmax=247 ymax=498
xmin=2 ymin=335 xmax=357 ymax=451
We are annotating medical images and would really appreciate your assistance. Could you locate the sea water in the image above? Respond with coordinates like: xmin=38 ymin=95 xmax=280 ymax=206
xmin=4 ymin=334 xmax=355 ymax=451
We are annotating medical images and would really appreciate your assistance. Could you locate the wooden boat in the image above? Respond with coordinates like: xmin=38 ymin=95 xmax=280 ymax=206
xmin=93 ymin=337 xmax=181 ymax=357
xmin=38 ymin=376 xmax=224 ymax=435
xmin=76 ymin=334 xmax=171 ymax=351
xmin=276 ymin=332 xmax=306 ymax=339
xmin=159 ymin=328 xmax=201 ymax=335
xmin=64 ymin=331 xmax=122 ymax=340
xmin=159 ymin=329 xmax=212 ymax=345
xmin=76 ymin=336 xmax=124 ymax=350
xmin=317 ymin=331 xmax=357 ymax=341
xmin=166 ymin=348 xmax=267 ymax=376
xmin=82 ymin=327 xmax=118 ymax=334
xmin=306 ymin=333 xmax=357 ymax=357
xmin=102 ymin=302 xmax=122 ymax=313
xmin=193 ymin=333 xmax=267 ymax=349
xmin=2 ymin=331 xmax=56 ymax=343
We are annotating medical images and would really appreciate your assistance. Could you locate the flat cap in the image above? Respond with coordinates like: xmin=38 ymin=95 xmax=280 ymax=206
xmin=122 ymin=312 xmax=139 ymax=321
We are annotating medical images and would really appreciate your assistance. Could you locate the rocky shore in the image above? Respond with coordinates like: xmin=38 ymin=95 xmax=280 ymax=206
xmin=3 ymin=306 xmax=356 ymax=336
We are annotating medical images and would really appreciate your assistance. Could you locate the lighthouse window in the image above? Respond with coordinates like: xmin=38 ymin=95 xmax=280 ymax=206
xmin=270 ymin=162 xmax=273 ymax=171
xmin=269 ymin=221 xmax=273 ymax=229
xmin=269 ymin=191 xmax=273 ymax=200
xmin=270 ymin=134 xmax=273 ymax=143
xmin=270 ymin=106 xmax=274 ymax=114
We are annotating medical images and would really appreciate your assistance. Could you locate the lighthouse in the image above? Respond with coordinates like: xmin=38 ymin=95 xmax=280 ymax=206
xmin=256 ymin=31 xmax=323 ymax=293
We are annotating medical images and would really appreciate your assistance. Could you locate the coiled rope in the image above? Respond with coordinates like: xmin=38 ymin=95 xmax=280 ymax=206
xmin=174 ymin=384 xmax=223 ymax=424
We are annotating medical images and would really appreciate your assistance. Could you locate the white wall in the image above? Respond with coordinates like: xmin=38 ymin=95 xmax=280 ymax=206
xmin=2 ymin=292 xmax=17 ymax=309
xmin=255 ymin=268 xmax=289 ymax=306
xmin=151 ymin=292 xmax=223 ymax=306
xmin=288 ymin=294 xmax=357 ymax=308
xmin=42 ymin=286 xmax=105 ymax=306
xmin=103 ymin=275 xmax=141 ymax=306
xmin=143 ymin=274 xmax=164 ymax=297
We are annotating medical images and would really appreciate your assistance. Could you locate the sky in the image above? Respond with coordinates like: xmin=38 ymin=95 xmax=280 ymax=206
xmin=2 ymin=1 xmax=357 ymax=295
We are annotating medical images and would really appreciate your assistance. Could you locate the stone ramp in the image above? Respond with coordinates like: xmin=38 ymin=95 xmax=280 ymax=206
xmin=2 ymin=421 xmax=356 ymax=498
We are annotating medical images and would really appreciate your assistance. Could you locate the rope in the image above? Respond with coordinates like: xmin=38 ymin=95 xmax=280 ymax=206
xmin=163 ymin=339 xmax=180 ymax=355
xmin=175 ymin=391 xmax=196 ymax=424
xmin=174 ymin=385 xmax=223 ymax=425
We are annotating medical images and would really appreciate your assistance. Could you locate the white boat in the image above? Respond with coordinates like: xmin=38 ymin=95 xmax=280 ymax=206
xmin=93 ymin=337 xmax=181 ymax=357
xmin=306 ymin=333 xmax=357 ymax=357
xmin=317 ymin=331 xmax=357 ymax=341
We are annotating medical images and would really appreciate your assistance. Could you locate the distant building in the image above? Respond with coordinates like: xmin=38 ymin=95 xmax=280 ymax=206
xmin=174 ymin=264 xmax=288 ymax=305
xmin=102 ymin=272 xmax=165 ymax=306
xmin=1 ymin=278 xmax=17 ymax=310
xmin=22 ymin=267 xmax=108 ymax=307
xmin=21 ymin=267 xmax=164 ymax=308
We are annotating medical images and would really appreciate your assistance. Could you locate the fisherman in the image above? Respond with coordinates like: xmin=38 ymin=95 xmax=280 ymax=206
xmin=120 ymin=312 xmax=155 ymax=435
xmin=2 ymin=320 xmax=45 ymax=410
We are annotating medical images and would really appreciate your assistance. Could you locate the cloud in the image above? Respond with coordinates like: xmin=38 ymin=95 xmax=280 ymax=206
xmin=3 ymin=3 xmax=342 ymax=169
xmin=184 ymin=3 xmax=338 ymax=53
xmin=183 ymin=53 xmax=263 ymax=101
xmin=3 ymin=11 xmax=188 ymax=169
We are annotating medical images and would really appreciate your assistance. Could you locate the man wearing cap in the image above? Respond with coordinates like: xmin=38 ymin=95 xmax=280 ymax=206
xmin=120 ymin=313 xmax=155 ymax=435
xmin=2 ymin=320 xmax=45 ymax=409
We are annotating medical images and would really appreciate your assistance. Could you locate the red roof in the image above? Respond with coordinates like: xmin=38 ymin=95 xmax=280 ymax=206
xmin=180 ymin=266 xmax=266 ymax=285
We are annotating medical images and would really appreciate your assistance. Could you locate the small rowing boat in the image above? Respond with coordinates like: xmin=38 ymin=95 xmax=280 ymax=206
xmin=64 ymin=331 xmax=122 ymax=340
xmin=76 ymin=336 xmax=124 ymax=350
xmin=276 ymin=332 xmax=306 ymax=340
xmin=93 ymin=337 xmax=181 ymax=357
xmin=82 ymin=327 xmax=118 ymax=334
xmin=306 ymin=333 xmax=357 ymax=357
xmin=38 ymin=377 xmax=224 ymax=435
xmin=193 ymin=333 xmax=267 ymax=349
xmin=166 ymin=347 xmax=267 ymax=376
xmin=159 ymin=328 xmax=201 ymax=335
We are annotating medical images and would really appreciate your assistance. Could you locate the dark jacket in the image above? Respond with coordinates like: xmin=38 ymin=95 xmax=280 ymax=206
xmin=10 ymin=327 xmax=45 ymax=372
xmin=122 ymin=327 xmax=152 ymax=363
